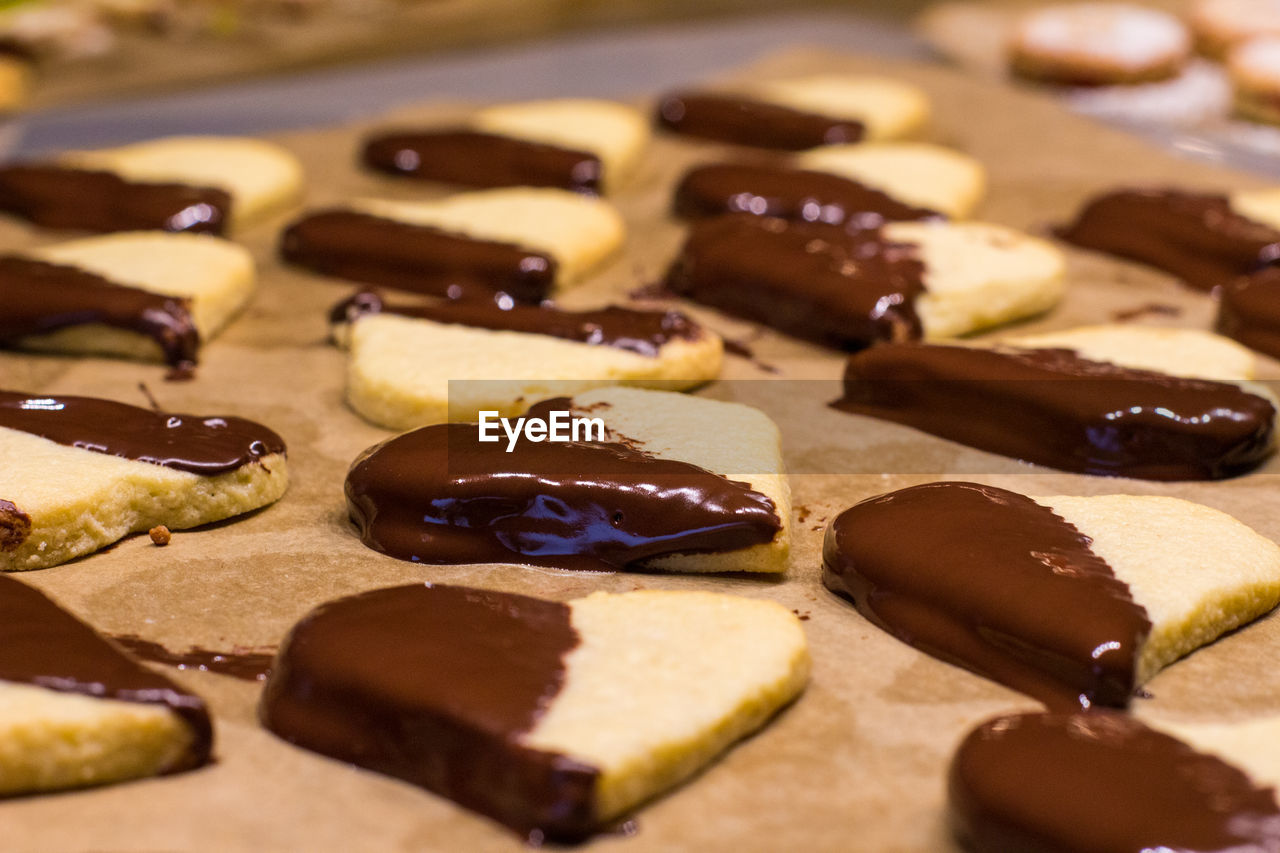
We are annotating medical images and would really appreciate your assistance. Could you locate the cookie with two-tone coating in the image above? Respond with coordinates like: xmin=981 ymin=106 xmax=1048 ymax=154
xmin=261 ymin=583 xmax=809 ymax=841
xmin=281 ymin=188 xmax=624 ymax=303
xmin=0 ymin=135 xmax=304 ymax=234
xmin=344 ymin=386 xmax=790 ymax=574
xmin=0 ymin=390 xmax=288 ymax=571
xmin=824 ymin=481 xmax=1280 ymax=708
xmin=0 ymin=231 xmax=254 ymax=372
xmin=329 ymin=291 xmax=723 ymax=430
xmin=363 ymin=98 xmax=649 ymax=194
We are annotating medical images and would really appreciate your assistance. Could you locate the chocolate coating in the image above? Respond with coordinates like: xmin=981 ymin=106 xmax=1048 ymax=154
xmin=281 ymin=209 xmax=557 ymax=302
xmin=261 ymin=583 xmax=598 ymax=840
xmin=344 ymin=414 xmax=781 ymax=570
xmin=0 ymin=390 xmax=286 ymax=475
xmin=331 ymin=290 xmax=703 ymax=359
xmin=110 ymin=635 xmax=274 ymax=682
xmin=655 ymin=91 xmax=865 ymax=149
xmin=833 ymin=344 xmax=1275 ymax=480
xmin=1219 ymin=267 xmax=1280 ymax=360
xmin=665 ymin=214 xmax=925 ymax=350
xmin=950 ymin=712 xmax=1280 ymax=852
xmin=674 ymin=162 xmax=938 ymax=227
xmin=1057 ymin=188 xmax=1280 ymax=292
xmin=823 ymin=482 xmax=1150 ymax=708
xmin=0 ymin=574 xmax=211 ymax=772
xmin=0 ymin=256 xmax=200 ymax=369
xmin=363 ymin=130 xmax=603 ymax=194
xmin=0 ymin=165 xmax=230 ymax=234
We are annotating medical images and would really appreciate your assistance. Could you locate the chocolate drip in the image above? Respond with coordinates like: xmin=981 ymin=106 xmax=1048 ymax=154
xmin=0 ymin=498 xmax=30 ymax=551
xmin=363 ymin=130 xmax=603 ymax=194
xmin=281 ymin=209 xmax=557 ymax=303
xmin=0 ymin=256 xmax=200 ymax=369
xmin=655 ymin=91 xmax=864 ymax=149
xmin=1219 ymin=267 xmax=1280 ymax=360
xmin=832 ymin=344 xmax=1275 ymax=480
xmin=665 ymin=214 xmax=925 ymax=350
xmin=0 ymin=165 xmax=230 ymax=234
xmin=823 ymin=482 xmax=1151 ymax=708
xmin=0 ymin=390 xmax=286 ymax=475
xmin=344 ymin=417 xmax=781 ymax=570
xmin=0 ymin=574 xmax=211 ymax=771
xmin=330 ymin=290 xmax=702 ymax=358
xmin=261 ymin=583 xmax=599 ymax=840
xmin=674 ymin=163 xmax=938 ymax=227
xmin=950 ymin=712 xmax=1280 ymax=852
xmin=1057 ymin=188 xmax=1280 ymax=292
xmin=110 ymin=635 xmax=274 ymax=682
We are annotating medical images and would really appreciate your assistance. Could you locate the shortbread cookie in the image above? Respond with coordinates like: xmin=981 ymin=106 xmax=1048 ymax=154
xmin=363 ymin=98 xmax=649 ymax=194
xmin=0 ymin=135 xmax=304 ymax=234
xmin=345 ymin=387 xmax=790 ymax=573
xmin=656 ymin=74 xmax=929 ymax=149
xmin=1192 ymin=0 xmax=1280 ymax=59
xmin=0 ymin=390 xmax=288 ymax=571
xmin=0 ymin=54 xmax=29 ymax=114
xmin=0 ymin=231 xmax=255 ymax=371
xmin=1219 ymin=267 xmax=1280 ymax=358
xmin=281 ymin=188 xmax=623 ymax=302
xmin=261 ymin=583 xmax=809 ymax=840
xmin=1009 ymin=4 xmax=1191 ymax=87
xmin=824 ymin=482 xmax=1280 ymax=707
xmin=665 ymin=215 xmax=1063 ymax=350
xmin=1057 ymin=187 xmax=1280 ymax=292
xmin=1230 ymin=36 xmax=1280 ymax=125
xmin=834 ymin=340 xmax=1276 ymax=480
xmin=0 ymin=573 xmax=212 ymax=795
xmin=674 ymin=142 xmax=983 ymax=226
xmin=331 ymin=291 xmax=722 ymax=430
xmin=1003 ymin=324 xmax=1259 ymax=380
xmin=950 ymin=712 xmax=1280 ymax=852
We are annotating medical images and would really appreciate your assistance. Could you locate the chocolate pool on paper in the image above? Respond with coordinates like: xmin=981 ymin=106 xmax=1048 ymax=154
xmin=0 ymin=256 xmax=200 ymax=370
xmin=1057 ymin=188 xmax=1280 ymax=292
xmin=260 ymin=583 xmax=598 ymax=840
xmin=823 ymin=482 xmax=1150 ymax=709
xmin=363 ymin=130 xmax=603 ymax=193
xmin=343 ymin=413 xmax=780 ymax=570
xmin=0 ymin=165 xmax=230 ymax=234
xmin=666 ymin=214 xmax=926 ymax=350
xmin=281 ymin=209 xmax=557 ymax=302
xmin=832 ymin=343 xmax=1276 ymax=481
xmin=950 ymin=712 xmax=1280 ymax=852
xmin=655 ymin=91 xmax=864 ymax=149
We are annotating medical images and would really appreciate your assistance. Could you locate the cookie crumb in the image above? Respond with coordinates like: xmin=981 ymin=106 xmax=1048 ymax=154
xmin=149 ymin=525 xmax=171 ymax=546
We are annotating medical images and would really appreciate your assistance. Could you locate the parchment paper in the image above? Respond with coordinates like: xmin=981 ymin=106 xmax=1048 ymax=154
xmin=2 ymin=48 xmax=1279 ymax=852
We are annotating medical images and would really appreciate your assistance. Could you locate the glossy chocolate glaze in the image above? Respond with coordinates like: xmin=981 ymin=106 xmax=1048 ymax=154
xmin=950 ymin=712 xmax=1280 ymax=852
xmin=0 ymin=390 xmax=286 ymax=475
xmin=0 ymin=574 xmax=212 ymax=771
xmin=1219 ymin=267 xmax=1280 ymax=360
xmin=280 ymin=209 xmax=557 ymax=303
xmin=261 ymin=583 xmax=599 ymax=840
xmin=344 ymin=413 xmax=781 ymax=570
xmin=1057 ymin=189 xmax=1280 ymax=292
xmin=674 ymin=162 xmax=938 ymax=227
xmin=823 ymin=482 xmax=1150 ymax=708
xmin=655 ymin=91 xmax=865 ymax=149
xmin=0 ymin=256 xmax=200 ymax=369
xmin=111 ymin=635 xmax=274 ymax=682
xmin=363 ymin=130 xmax=603 ymax=194
xmin=330 ymin=290 xmax=703 ymax=358
xmin=666 ymin=214 xmax=925 ymax=350
xmin=0 ymin=165 xmax=230 ymax=234
xmin=833 ymin=344 xmax=1275 ymax=480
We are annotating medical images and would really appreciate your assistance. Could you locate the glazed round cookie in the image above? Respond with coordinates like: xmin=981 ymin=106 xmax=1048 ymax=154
xmin=1230 ymin=36 xmax=1280 ymax=125
xmin=1009 ymin=3 xmax=1191 ymax=86
xmin=1191 ymin=0 xmax=1280 ymax=59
